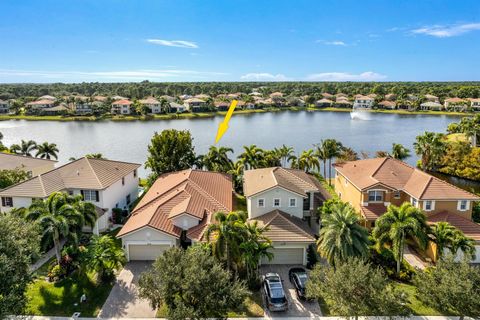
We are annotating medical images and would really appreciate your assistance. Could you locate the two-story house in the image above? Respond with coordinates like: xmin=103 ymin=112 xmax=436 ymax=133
xmin=183 ymin=98 xmax=206 ymax=112
xmin=140 ymin=97 xmax=162 ymax=114
xmin=117 ymin=170 xmax=233 ymax=261
xmin=111 ymin=99 xmax=132 ymax=115
xmin=26 ymin=99 xmax=55 ymax=110
xmin=0 ymin=157 xmax=140 ymax=234
xmin=353 ymin=95 xmax=375 ymax=110
xmin=333 ymin=157 xmax=480 ymax=262
xmin=468 ymin=98 xmax=480 ymax=112
xmin=0 ymin=99 xmax=10 ymax=114
xmin=0 ymin=152 xmax=56 ymax=177
xmin=444 ymin=97 xmax=468 ymax=112
xmin=243 ymin=167 xmax=331 ymax=264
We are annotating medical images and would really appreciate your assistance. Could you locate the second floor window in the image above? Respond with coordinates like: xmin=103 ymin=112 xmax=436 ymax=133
xmin=81 ymin=190 xmax=99 ymax=202
xmin=122 ymin=177 xmax=125 ymax=185
xmin=393 ymin=191 xmax=401 ymax=199
xmin=368 ymin=190 xmax=383 ymax=202
xmin=289 ymin=198 xmax=297 ymax=207
xmin=424 ymin=200 xmax=433 ymax=211
xmin=257 ymin=198 xmax=265 ymax=207
xmin=459 ymin=200 xmax=468 ymax=211
xmin=273 ymin=198 xmax=281 ymax=207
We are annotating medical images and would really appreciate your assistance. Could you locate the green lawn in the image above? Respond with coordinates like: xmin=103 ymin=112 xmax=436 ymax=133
xmin=26 ymin=271 xmax=113 ymax=317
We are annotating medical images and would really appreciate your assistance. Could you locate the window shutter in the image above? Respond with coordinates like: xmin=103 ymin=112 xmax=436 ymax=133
xmin=95 ymin=191 xmax=99 ymax=202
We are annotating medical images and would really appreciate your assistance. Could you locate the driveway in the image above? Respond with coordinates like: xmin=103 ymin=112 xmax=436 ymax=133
xmin=260 ymin=265 xmax=322 ymax=318
xmin=98 ymin=261 xmax=156 ymax=318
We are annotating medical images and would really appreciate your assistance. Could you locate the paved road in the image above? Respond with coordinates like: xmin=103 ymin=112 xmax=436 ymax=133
xmin=98 ymin=262 xmax=156 ymax=318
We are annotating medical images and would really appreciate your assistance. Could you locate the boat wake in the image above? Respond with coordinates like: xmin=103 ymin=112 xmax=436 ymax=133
xmin=350 ymin=110 xmax=372 ymax=121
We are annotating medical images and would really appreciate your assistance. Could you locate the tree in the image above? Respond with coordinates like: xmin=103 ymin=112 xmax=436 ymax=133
xmin=297 ymin=149 xmax=320 ymax=173
xmin=316 ymin=139 xmax=343 ymax=185
xmin=0 ymin=168 xmax=30 ymax=189
xmin=202 ymin=146 xmax=234 ymax=172
xmin=414 ymin=257 xmax=480 ymax=320
xmin=429 ymin=221 xmax=476 ymax=261
xmin=414 ymin=131 xmax=446 ymax=171
xmin=9 ymin=139 xmax=37 ymax=156
xmin=391 ymin=143 xmax=411 ymax=160
xmin=145 ymin=130 xmax=196 ymax=180
xmin=237 ymin=145 xmax=265 ymax=170
xmin=337 ymin=146 xmax=359 ymax=162
xmin=35 ymin=141 xmax=59 ymax=160
xmin=138 ymin=246 xmax=248 ymax=320
xmin=0 ymin=132 xmax=7 ymax=151
xmin=0 ymin=214 xmax=41 ymax=319
xmin=306 ymin=257 xmax=409 ymax=319
xmin=85 ymin=235 xmax=126 ymax=283
xmin=372 ymin=202 xmax=430 ymax=274
xmin=317 ymin=201 xmax=370 ymax=266
xmin=274 ymin=144 xmax=295 ymax=167
xmin=239 ymin=221 xmax=273 ymax=283
xmin=85 ymin=153 xmax=106 ymax=159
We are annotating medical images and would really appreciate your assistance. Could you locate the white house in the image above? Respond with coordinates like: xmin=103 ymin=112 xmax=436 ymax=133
xmin=140 ymin=97 xmax=162 ymax=114
xmin=353 ymin=95 xmax=375 ymax=110
xmin=0 ymin=100 xmax=9 ymax=114
xmin=468 ymin=98 xmax=480 ymax=111
xmin=169 ymin=102 xmax=186 ymax=113
xmin=111 ymin=99 xmax=132 ymax=115
xmin=0 ymin=153 xmax=56 ymax=177
xmin=0 ymin=157 xmax=140 ymax=234
xmin=243 ymin=167 xmax=331 ymax=264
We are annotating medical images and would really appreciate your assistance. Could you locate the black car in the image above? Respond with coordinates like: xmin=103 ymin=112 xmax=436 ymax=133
xmin=289 ymin=267 xmax=309 ymax=300
xmin=262 ymin=273 xmax=288 ymax=311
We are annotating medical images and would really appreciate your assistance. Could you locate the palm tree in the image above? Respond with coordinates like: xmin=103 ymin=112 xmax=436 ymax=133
xmin=237 ymin=145 xmax=265 ymax=170
xmin=391 ymin=143 xmax=411 ymax=160
xmin=372 ymin=202 xmax=430 ymax=274
xmin=85 ymin=153 xmax=106 ymax=159
xmin=240 ymin=221 xmax=273 ymax=281
xmin=430 ymin=222 xmax=458 ymax=260
xmin=10 ymin=139 xmax=37 ymax=156
xmin=298 ymin=149 xmax=320 ymax=173
xmin=316 ymin=139 xmax=343 ymax=185
xmin=375 ymin=150 xmax=390 ymax=158
xmin=274 ymin=145 xmax=295 ymax=167
xmin=337 ymin=147 xmax=359 ymax=162
xmin=317 ymin=202 xmax=370 ymax=267
xmin=35 ymin=142 xmax=59 ymax=160
xmin=86 ymin=235 xmax=126 ymax=283
xmin=414 ymin=132 xmax=446 ymax=171
xmin=203 ymin=146 xmax=234 ymax=172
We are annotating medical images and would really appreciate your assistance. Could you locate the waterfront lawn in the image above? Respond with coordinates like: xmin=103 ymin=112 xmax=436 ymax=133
xmin=26 ymin=270 xmax=113 ymax=317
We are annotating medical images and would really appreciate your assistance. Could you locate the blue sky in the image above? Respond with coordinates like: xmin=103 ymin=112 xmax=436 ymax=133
xmin=0 ymin=0 xmax=479 ymax=83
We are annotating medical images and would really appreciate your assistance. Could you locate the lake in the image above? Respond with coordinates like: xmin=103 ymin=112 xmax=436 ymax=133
xmin=0 ymin=110 xmax=461 ymax=178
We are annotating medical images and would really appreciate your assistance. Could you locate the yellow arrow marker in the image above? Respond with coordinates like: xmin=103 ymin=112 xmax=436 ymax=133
xmin=215 ymin=100 xmax=237 ymax=144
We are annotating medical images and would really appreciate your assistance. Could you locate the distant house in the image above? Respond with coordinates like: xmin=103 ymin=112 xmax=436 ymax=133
xmin=424 ymin=94 xmax=440 ymax=103
xmin=269 ymin=92 xmax=283 ymax=98
xmin=236 ymin=100 xmax=246 ymax=109
xmin=245 ymin=102 xmax=256 ymax=109
xmin=407 ymin=94 xmax=418 ymax=101
xmin=160 ymin=95 xmax=176 ymax=102
xmin=377 ymin=100 xmax=396 ymax=110
xmin=184 ymin=98 xmax=206 ymax=112
xmin=214 ymin=100 xmax=230 ymax=111
xmin=194 ymin=94 xmax=210 ymax=100
xmin=444 ymin=98 xmax=468 ymax=112
xmin=0 ymin=153 xmax=56 ymax=177
xmin=384 ymin=93 xmax=397 ymax=101
xmin=169 ymin=102 xmax=186 ymax=113
xmin=321 ymin=92 xmax=334 ymax=99
xmin=0 ymin=100 xmax=10 ymax=114
xmin=468 ymin=98 xmax=480 ymax=111
xmin=249 ymin=91 xmax=263 ymax=97
xmin=227 ymin=93 xmax=241 ymax=100
xmin=73 ymin=102 xmax=95 ymax=115
xmin=26 ymin=99 xmax=55 ymax=110
xmin=140 ymin=97 xmax=162 ymax=114
xmin=367 ymin=93 xmax=378 ymax=99
xmin=353 ymin=95 xmax=375 ymax=109
xmin=0 ymin=157 xmax=141 ymax=234
xmin=335 ymin=93 xmax=348 ymax=99
xmin=41 ymin=103 xmax=70 ymax=115
xmin=93 ymin=95 xmax=107 ymax=102
xmin=111 ymin=99 xmax=132 ymax=115
xmin=38 ymin=95 xmax=57 ymax=101
xmin=179 ymin=94 xmax=192 ymax=100
xmin=420 ymin=101 xmax=443 ymax=111
xmin=315 ymin=98 xmax=333 ymax=108
xmin=112 ymin=95 xmax=127 ymax=101
xmin=335 ymin=97 xmax=352 ymax=108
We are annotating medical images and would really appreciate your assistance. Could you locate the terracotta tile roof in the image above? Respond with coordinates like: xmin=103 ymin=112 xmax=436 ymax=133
xmin=139 ymin=97 xmax=160 ymax=104
xmin=445 ymin=97 xmax=466 ymax=103
xmin=112 ymin=99 xmax=132 ymax=105
xmin=184 ymin=98 xmax=206 ymax=103
xmin=186 ymin=211 xmax=214 ymax=241
xmin=0 ymin=157 xmax=140 ymax=198
xmin=316 ymin=98 xmax=334 ymax=104
xmin=354 ymin=95 xmax=374 ymax=100
xmin=251 ymin=210 xmax=315 ymax=242
xmin=361 ymin=204 xmax=387 ymax=221
xmin=0 ymin=153 xmax=56 ymax=171
xmin=468 ymin=98 xmax=480 ymax=103
xmin=322 ymin=93 xmax=334 ymax=98
xmin=26 ymin=99 xmax=55 ymax=106
xmin=117 ymin=170 xmax=233 ymax=239
xmin=243 ymin=167 xmax=329 ymax=200
xmin=378 ymin=100 xmax=396 ymax=107
xmin=269 ymin=92 xmax=283 ymax=97
xmin=214 ymin=101 xmax=229 ymax=107
xmin=334 ymin=157 xmax=479 ymax=200
xmin=428 ymin=211 xmax=480 ymax=242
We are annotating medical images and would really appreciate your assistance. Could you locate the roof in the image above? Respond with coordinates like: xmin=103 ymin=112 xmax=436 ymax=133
xmin=355 ymin=95 xmax=374 ymax=100
xmin=334 ymin=157 xmax=480 ymax=200
xmin=445 ymin=97 xmax=466 ymax=103
xmin=243 ymin=167 xmax=330 ymax=199
xmin=428 ymin=211 xmax=480 ymax=242
xmin=378 ymin=100 xmax=396 ymax=107
xmin=361 ymin=204 xmax=387 ymax=221
xmin=468 ymin=98 xmax=480 ymax=103
xmin=184 ymin=98 xmax=206 ymax=103
xmin=117 ymin=170 xmax=233 ymax=239
xmin=39 ymin=95 xmax=56 ymax=100
xmin=139 ymin=97 xmax=160 ymax=104
xmin=43 ymin=105 xmax=69 ymax=112
xmin=26 ymin=99 xmax=55 ymax=105
xmin=250 ymin=210 xmax=315 ymax=242
xmin=169 ymin=102 xmax=184 ymax=108
xmin=421 ymin=101 xmax=443 ymax=107
xmin=112 ymin=99 xmax=132 ymax=105
xmin=0 ymin=153 xmax=56 ymax=172
xmin=269 ymin=92 xmax=283 ymax=97
xmin=425 ymin=94 xmax=438 ymax=99
xmin=0 ymin=157 xmax=140 ymax=198
xmin=316 ymin=98 xmax=333 ymax=104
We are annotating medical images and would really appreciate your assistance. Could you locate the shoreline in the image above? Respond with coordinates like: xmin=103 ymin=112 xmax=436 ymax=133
xmin=0 ymin=106 xmax=470 ymax=122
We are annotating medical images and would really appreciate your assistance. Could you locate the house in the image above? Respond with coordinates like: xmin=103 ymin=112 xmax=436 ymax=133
xmin=353 ymin=95 xmax=375 ymax=109
xmin=117 ymin=170 xmax=233 ymax=261
xmin=0 ymin=157 xmax=140 ymax=234
xmin=40 ymin=104 xmax=70 ymax=116
xmin=140 ymin=97 xmax=162 ymax=114
xmin=335 ymin=98 xmax=352 ymax=108
xmin=38 ymin=95 xmax=57 ymax=101
xmin=335 ymin=93 xmax=348 ymax=99
xmin=333 ymin=157 xmax=480 ymax=263
xmin=468 ymin=98 xmax=480 ymax=111
xmin=160 ymin=95 xmax=176 ymax=102
xmin=420 ymin=101 xmax=443 ymax=111
xmin=73 ymin=101 xmax=96 ymax=115
xmin=243 ymin=167 xmax=331 ymax=264
xmin=321 ymin=93 xmax=334 ymax=99
xmin=269 ymin=92 xmax=283 ymax=98
xmin=214 ymin=100 xmax=230 ymax=111
xmin=444 ymin=98 xmax=468 ymax=112
xmin=93 ymin=95 xmax=108 ymax=102
xmin=384 ymin=93 xmax=397 ymax=101
xmin=245 ymin=102 xmax=256 ymax=109
xmin=0 ymin=152 xmax=56 ymax=177
xmin=112 ymin=95 xmax=127 ymax=101
xmin=169 ymin=102 xmax=186 ymax=113
xmin=377 ymin=101 xmax=396 ymax=110
xmin=424 ymin=94 xmax=440 ymax=103
xmin=0 ymin=99 xmax=9 ymax=114
xmin=194 ymin=94 xmax=210 ymax=100
xmin=315 ymin=98 xmax=333 ymax=108
xmin=111 ymin=99 xmax=132 ymax=115
xmin=26 ymin=99 xmax=55 ymax=110
xmin=184 ymin=98 xmax=206 ymax=112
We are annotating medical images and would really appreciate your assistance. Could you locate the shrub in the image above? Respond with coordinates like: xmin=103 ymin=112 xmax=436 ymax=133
xmin=306 ymin=243 xmax=319 ymax=269
xmin=48 ymin=264 xmax=67 ymax=282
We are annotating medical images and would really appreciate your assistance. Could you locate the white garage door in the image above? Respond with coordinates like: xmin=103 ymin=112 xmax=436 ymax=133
xmin=472 ymin=246 xmax=480 ymax=264
xmin=262 ymin=248 xmax=304 ymax=265
xmin=128 ymin=244 xmax=170 ymax=261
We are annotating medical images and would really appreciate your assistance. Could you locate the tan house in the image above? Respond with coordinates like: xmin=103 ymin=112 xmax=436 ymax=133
xmin=333 ymin=157 xmax=480 ymax=262
xmin=183 ymin=98 xmax=206 ymax=111
xmin=315 ymin=98 xmax=334 ymax=108
xmin=111 ymin=99 xmax=132 ymax=115
xmin=139 ymin=97 xmax=162 ymax=114
xmin=26 ymin=99 xmax=55 ymax=110
xmin=117 ymin=170 xmax=233 ymax=261
xmin=468 ymin=98 xmax=480 ymax=111
xmin=444 ymin=98 xmax=468 ymax=112
xmin=0 ymin=152 xmax=56 ymax=176
xmin=377 ymin=100 xmax=396 ymax=110
xmin=424 ymin=94 xmax=440 ymax=103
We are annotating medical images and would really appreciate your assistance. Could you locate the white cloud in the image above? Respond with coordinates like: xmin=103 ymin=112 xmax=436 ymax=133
xmin=411 ymin=23 xmax=480 ymax=38
xmin=240 ymin=73 xmax=290 ymax=81
xmin=317 ymin=40 xmax=347 ymax=46
xmin=146 ymin=39 xmax=198 ymax=48
xmin=306 ymin=71 xmax=387 ymax=82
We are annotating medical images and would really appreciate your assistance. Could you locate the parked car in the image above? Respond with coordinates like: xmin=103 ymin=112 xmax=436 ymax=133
xmin=262 ymin=273 xmax=288 ymax=312
xmin=289 ymin=267 xmax=309 ymax=300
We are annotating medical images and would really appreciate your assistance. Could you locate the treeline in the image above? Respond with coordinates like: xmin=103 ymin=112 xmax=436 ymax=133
xmin=1 ymin=81 xmax=480 ymax=100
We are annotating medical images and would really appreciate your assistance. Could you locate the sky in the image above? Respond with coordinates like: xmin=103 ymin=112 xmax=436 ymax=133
xmin=0 ymin=0 xmax=479 ymax=83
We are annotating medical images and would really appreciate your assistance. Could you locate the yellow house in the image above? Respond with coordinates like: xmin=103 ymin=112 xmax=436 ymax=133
xmin=333 ymin=157 xmax=480 ymax=263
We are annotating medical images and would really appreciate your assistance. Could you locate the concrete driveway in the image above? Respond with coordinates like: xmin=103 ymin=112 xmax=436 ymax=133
xmin=260 ymin=265 xmax=322 ymax=318
xmin=98 ymin=261 xmax=156 ymax=318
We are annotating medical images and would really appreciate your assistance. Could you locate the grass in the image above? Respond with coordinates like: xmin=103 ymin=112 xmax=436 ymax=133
xmin=446 ymin=132 xmax=468 ymax=143
xmin=26 ymin=271 xmax=114 ymax=317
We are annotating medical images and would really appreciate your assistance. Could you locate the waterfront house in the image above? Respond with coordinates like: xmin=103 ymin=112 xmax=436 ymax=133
xmin=184 ymin=98 xmax=206 ymax=112
xmin=26 ymin=99 xmax=55 ymax=110
xmin=0 ymin=99 xmax=9 ymax=114
xmin=245 ymin=102 xmax=256 ymax=109
xmin=424 ymin=94 xmax=440 ymax=103
xmin=140 ymin=97 xmax=162 ymax=114
xmin=117 ymin=170 xmax=234 ymax=261
xmin=243 ymin=167 xmax=331 ymax=264
xmin=353 ymin=95 xmax=375 ymax=109
xmin=0 ymin=152 xmax=56 ymax=177
xmin=377 ymin=100 xmax=396 ymax=110
xmin=214 ymin=100 xmax=230 ymax=111
xmin=385 ymin=93 xmax=397 ymax=101
xmin=420 ymin=101 xmax=444 ymax=111
xmin=315 ymin=98 xmax=333 ymax=108
xmin=169 ymin=102 xmax=186 ymax=113
xmin=335 ymin=97 xmax=352 ymax=108
xmin=468 ymin=98 xmax=480 ymax=111
xmin=444 ymin=98 xmax=468 ymax=112
xmin=111 ymin=99 xmax=132 ymax=115
xmin=333 ymin=157 xmax=480 ymax=263
xmin=227 ymin=93 xmax=241 ymax=100
xmin=73 ymin=101 xmax=96 ymax=115
xmin=0 ymin=157 xmax=140 ymax=234
xmin=38 ymin=95 xmax=57 ymax=101
xmin=41 ymin=103 xmax=70 ymax=116
xmin=249 ymin=91 xmax=263 ymax=97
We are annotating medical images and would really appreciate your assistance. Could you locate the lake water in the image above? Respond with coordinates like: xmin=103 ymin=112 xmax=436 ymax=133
xmin=0 ymin=111 xmax=461 ymax=178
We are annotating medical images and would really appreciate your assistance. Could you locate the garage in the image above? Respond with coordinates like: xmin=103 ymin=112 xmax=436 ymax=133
xmin=262 ymin=247 xmax=304 ymax=265
xmin=128 ymin=244 xmax=170 ymax=261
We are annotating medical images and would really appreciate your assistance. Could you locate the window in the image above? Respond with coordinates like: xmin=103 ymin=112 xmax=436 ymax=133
xmin=393 ymin=191 xmax=400 ymax=199
xmin=1 ymin=197 xmax=13 ymax=207
xmin=368 ymin=190 xmax=383 ymax=202
xmin=122 ymin=177 xmax=125 ymax=186
xmin=411 ymin=198 xmax=417 ymax=207
xmin=424 ymin=200 xmax=433 ymax=211
xmin=81 ymin=190 xmax=99 ymax=202
xmin=257 ymin=198 xmax=265 ymax=207
xmin=273 ymin=198 xmax=281 ymax=207
xmin=289 ymin=198 xmax=297 ymax=207
xmin=126 ymin=194 xmax=131 ymax=205
xmin=133 ymin=169 xmax=137 ymax=178
xmin=459 ymin=200 xmax=469 ymax=211
xmin=67 ymin=190 xmax=74 ymax=196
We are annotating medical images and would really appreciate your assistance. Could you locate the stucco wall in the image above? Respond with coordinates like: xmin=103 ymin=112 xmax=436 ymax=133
xmin=334 ymin=173 xmax=363 ymax=211
xmin=247 ymin=187 xmax=304 ymax=219
xmin=171 ymin=214 xmax=201 ymax=230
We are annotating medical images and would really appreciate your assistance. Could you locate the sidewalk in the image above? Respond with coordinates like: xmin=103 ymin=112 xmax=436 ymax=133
xmin=404 ymin=245 xmax=429 ymax=270
xmin=29 ymin=239 xmax=66 ymax=272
